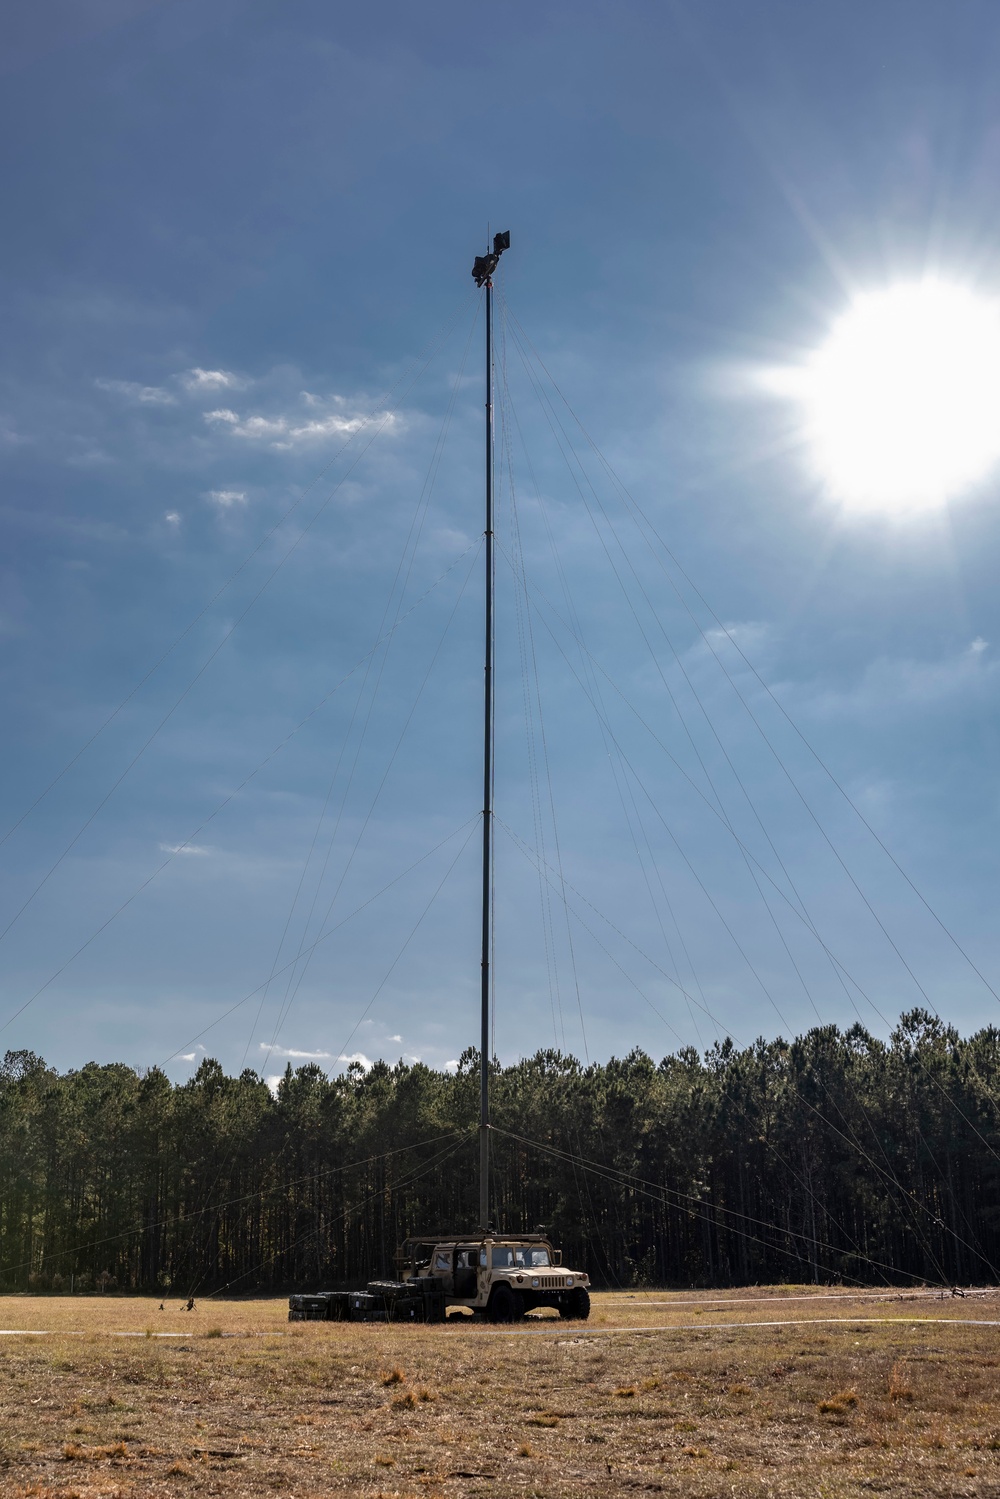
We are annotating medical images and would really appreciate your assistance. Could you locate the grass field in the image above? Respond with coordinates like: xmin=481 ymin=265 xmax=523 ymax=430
xmin=2 ymin=1287 xmax=999 ymax=1497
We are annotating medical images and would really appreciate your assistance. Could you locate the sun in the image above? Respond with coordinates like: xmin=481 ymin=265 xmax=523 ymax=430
xmin=781 ymin=280 xmax=1000 ymax=513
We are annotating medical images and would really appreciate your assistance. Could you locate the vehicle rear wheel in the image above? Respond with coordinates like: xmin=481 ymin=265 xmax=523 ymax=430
xmin=558 ymin=1287 xmax=591 ymax=1321
xmin=488 ymin=1284 xmax=522 ymax=1323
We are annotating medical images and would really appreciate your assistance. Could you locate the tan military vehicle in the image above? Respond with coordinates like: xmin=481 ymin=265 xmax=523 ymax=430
xmin=394 ymin=1232 xmax=591 ymax=1321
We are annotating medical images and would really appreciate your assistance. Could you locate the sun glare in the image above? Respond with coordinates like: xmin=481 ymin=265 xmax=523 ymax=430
xmin=784 ymin=280 xmax=1000 ymax=513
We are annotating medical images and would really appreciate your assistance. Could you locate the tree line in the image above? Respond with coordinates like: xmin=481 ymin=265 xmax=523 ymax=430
xmin=2 ymin=1009 xmax=999 ymax=1295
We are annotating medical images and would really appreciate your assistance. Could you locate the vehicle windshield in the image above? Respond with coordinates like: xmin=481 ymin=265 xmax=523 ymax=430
xmin=491 ymin=1245 xmax=550 ymax=1268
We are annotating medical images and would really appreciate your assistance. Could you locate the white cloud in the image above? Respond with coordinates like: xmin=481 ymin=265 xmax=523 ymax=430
xmin=164 ymin=511 xmax=181 ymax=527
xmin=338 ymin=1052 xmax=373 ymax=1072
xmin=806 ymin=642 xmax=999 ymax=720
xmin=203 ymin=397 xmax=380 ymax=449
xmin=260 ymin=1044 xmax=333 ymax=1060
xmin=278 ymin=413 xmax=369 ymax=445
xmin=205 ymin=489 xmax=247 ymax=508
xmin=971 ymin=637 xmax=989 ymax=654
xmin=387 ymin=1034 xmax=402 ymax=1043
xmin=700 ymin=620 xmax=772 ymax=658
xmin=182 ymin=368 xmax=242 ymax=392
xmin=159 ymin=842 xmax=212 ymax=855
xmin=444 ymin=1059 xmax=460 ymax=1074
xmin=96 ymin=378 xmax=176 ymax=406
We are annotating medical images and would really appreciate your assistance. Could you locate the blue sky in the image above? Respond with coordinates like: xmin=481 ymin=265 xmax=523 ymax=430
xmin=3 ymin=0 xmax=1000 ymax=1083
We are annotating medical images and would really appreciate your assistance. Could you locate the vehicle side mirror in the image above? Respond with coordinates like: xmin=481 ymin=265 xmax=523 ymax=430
xmin=553 ymin=1250 xmax=562 ymax=1265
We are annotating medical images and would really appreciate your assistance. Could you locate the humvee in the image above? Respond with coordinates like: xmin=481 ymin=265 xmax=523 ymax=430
xmin=288 ymin=1230 xmax=591 ymax=1323
xmin=394 ymin=1231 xmax=590 ymax=1322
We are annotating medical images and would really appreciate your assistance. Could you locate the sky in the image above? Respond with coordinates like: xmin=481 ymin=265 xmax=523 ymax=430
xmin=3 ymin=0 xmax=1000 ymax=1085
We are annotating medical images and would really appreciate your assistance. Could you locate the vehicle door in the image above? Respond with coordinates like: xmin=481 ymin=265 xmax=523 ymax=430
xmin=454 ymin=1246 xmax=478 ymax=1298
xmin=431 ymin=1246 xmax=455 ymax=1294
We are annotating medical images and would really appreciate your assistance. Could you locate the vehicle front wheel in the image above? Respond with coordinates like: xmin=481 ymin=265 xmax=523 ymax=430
xmin=559 ymin=1287 xmax=591 ymax=1321
xmin=487 ymin=1284 xmax=523 ymax=1323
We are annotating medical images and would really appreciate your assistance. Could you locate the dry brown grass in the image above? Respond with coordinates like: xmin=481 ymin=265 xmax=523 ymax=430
xmin=816 ymin=1388 xmax=858 ymax=1415
xmin=889 ymin=1357 xmax=916 ymax=1402
xmin=0 ymin=1286 xmax=999 ymax=1495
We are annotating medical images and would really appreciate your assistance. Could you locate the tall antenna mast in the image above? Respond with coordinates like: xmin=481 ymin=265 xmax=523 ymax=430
xmin=471 ymin=230 xmax=510 ymax=1232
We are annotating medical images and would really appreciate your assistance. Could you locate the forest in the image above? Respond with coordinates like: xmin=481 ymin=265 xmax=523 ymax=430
xmin=2 ymin=1009 xmax=999 ymax=1296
